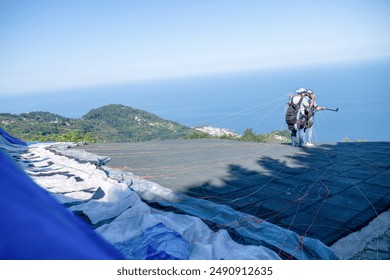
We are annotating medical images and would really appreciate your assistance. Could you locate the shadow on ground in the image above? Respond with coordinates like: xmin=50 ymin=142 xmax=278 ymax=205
xmin=79 ymin=140 xmax=390 ymax=254
xmin=180 ymin=142 xmax=390 ymax=246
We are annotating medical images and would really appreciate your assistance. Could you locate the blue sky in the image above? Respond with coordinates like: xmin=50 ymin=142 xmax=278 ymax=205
xmin=1 ymin=0 xmax=389 ymax=95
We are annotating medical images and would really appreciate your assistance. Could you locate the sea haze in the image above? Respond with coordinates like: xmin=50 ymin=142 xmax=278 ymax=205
xmin=1 ymin=59 xmax=389 ymax=142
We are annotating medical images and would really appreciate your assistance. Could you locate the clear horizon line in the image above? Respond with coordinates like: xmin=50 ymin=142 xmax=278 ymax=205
xmin=1 ymin=53 xmax=390 ymax=96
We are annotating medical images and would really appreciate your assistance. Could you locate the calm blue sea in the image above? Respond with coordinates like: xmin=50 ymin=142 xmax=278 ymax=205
xmin=1 ymin=59 xmax=390 ymax=142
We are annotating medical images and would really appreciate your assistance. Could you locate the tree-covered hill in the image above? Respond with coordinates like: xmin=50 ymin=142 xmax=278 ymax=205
xmin=80 ymin=104 xmax=192 ymax=142
xmin=0 ymin=104 xmax=193 ymax=143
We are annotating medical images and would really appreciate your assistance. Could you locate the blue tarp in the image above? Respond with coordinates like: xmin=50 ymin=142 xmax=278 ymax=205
xmin=0 ymin=129 xmax=188 ymax=260
xmin=0 ymin=149 xmax=123 ymax=259
xmin=116 ymin=223 xmax=191 ymax=260
xmin=0 ymin=128 xmax=27 ymax=146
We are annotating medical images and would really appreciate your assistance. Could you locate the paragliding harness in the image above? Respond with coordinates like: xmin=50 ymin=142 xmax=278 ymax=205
xmin=304 ymin=106 xmax=316 ymax=129
xmin=286 ymin=96 xmax=304 ymax=131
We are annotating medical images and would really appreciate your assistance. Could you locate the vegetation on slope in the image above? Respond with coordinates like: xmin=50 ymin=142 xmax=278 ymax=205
xmin=0 ymin=104 xmax=192 ymax=143
xmin=1 ymin=104 xmax=290 ymax=144
xmin=186 ymin=128 xmax=290 ymax=143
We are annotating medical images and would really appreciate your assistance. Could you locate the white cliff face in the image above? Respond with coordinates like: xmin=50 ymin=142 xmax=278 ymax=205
xmin=195 ymin=126 xmax=240 ymax=138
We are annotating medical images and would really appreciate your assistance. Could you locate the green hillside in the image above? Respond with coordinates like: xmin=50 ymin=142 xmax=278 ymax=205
xmin=0 ymin=104 xmax=193 ymax=143
xmin=81 ymin=104 xmax=192 ymax=141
